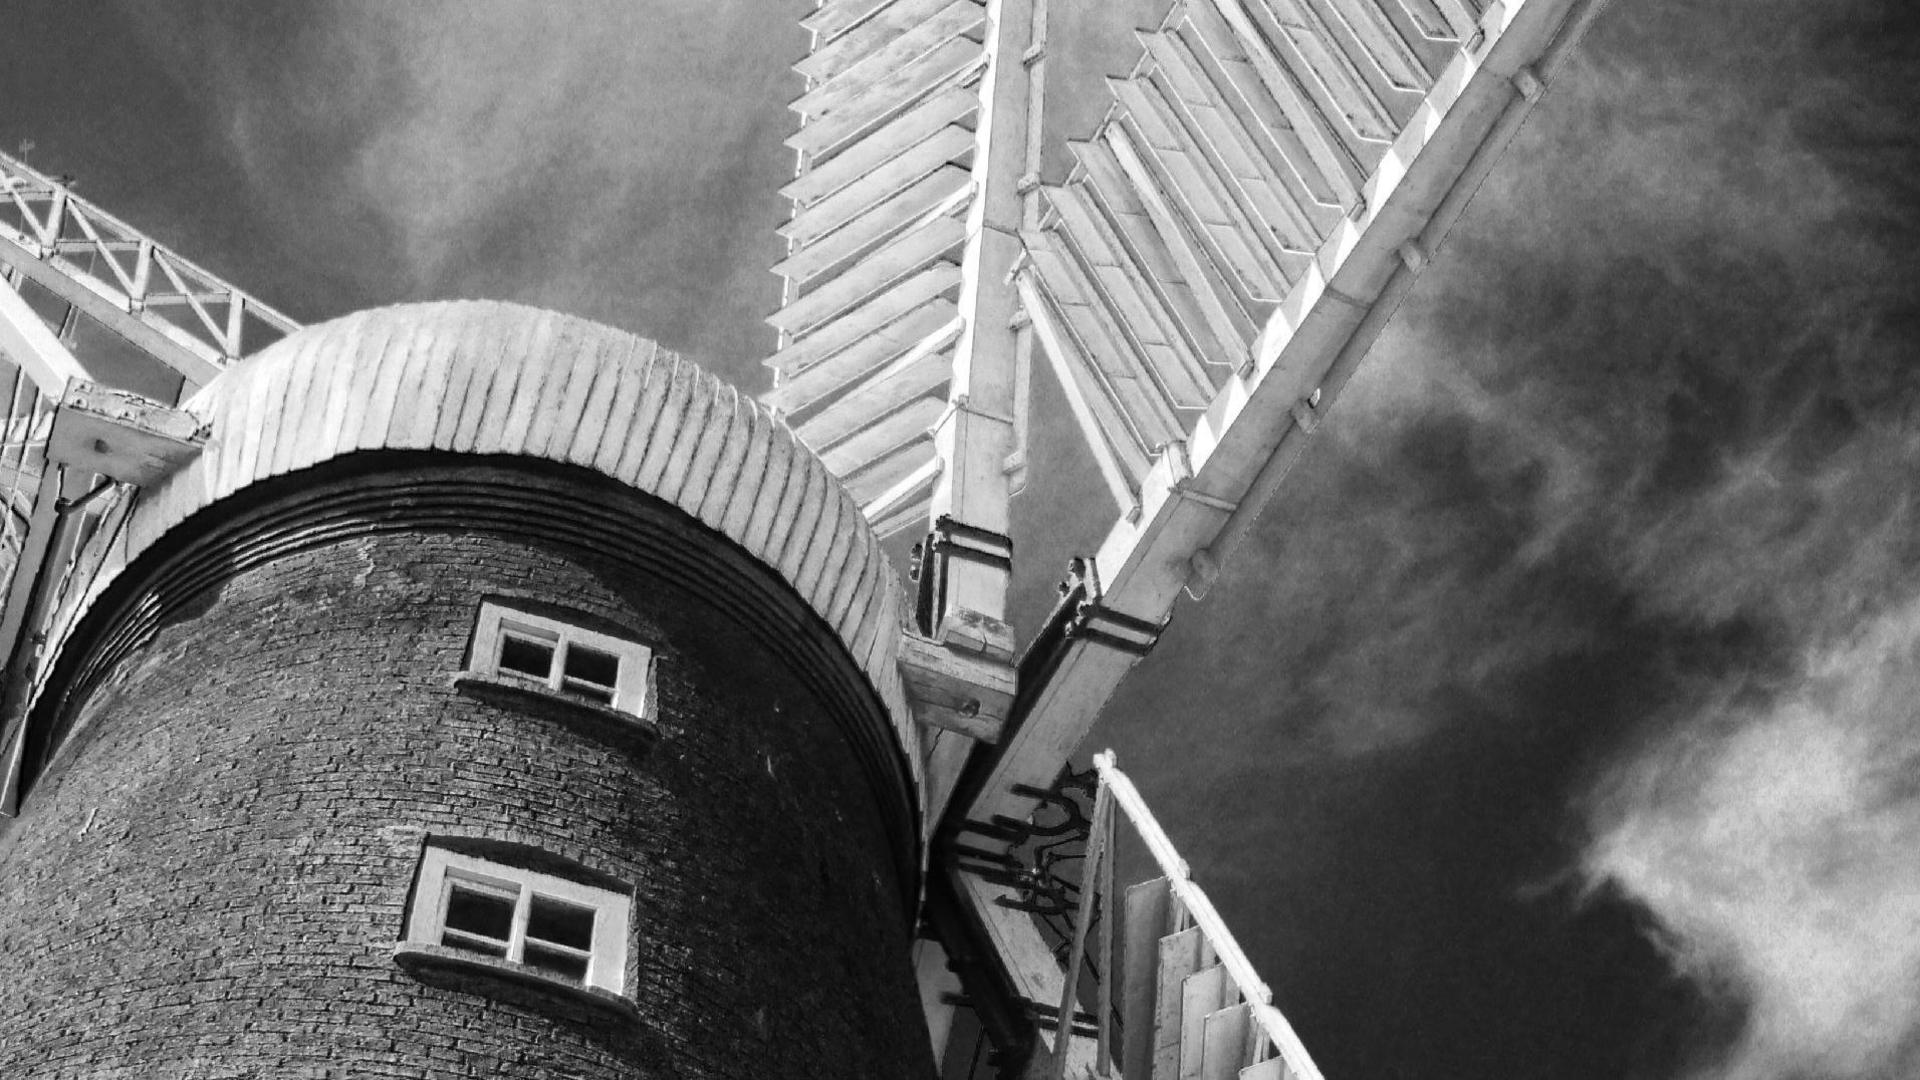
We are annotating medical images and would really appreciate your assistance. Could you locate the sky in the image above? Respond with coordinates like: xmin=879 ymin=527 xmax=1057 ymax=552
xmin=3 ymin=2 xmax=1918 ymax=1078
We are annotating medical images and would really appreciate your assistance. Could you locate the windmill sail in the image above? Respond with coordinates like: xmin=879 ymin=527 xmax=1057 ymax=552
xmin=0 ymin=0 xmax=1615 ymax=1069
xmin=0 ymin=150 xmax=294 ymax=813
xmin=970 ymin=0 xmax=1611 ymax=842
xmin=766 ymin=0 xmax=1614 ymax=1073
xmin=764 ymin=0 xmax=998 ymax=539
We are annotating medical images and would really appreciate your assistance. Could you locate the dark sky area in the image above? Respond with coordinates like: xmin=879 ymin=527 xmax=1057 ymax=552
xmin=4 ymin=3 xmax=1918 ymax=1079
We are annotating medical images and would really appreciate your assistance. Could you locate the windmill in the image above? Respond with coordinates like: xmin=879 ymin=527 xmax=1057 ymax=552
xmin=0 ymin=0 xmax=1612 ymax=1076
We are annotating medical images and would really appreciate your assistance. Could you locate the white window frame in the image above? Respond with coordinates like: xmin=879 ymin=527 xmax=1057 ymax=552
xmin=471 ymin=601 xmax=652 ymax=716
xmin=406 ymin=846 xmax=632 ymax=996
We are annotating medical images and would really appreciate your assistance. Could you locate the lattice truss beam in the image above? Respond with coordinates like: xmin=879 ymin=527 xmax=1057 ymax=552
xmin=0 ymin=148 xmax=296 ymax=565
xmin=0 ymin=151 xmax=287 ymax=799
xmin=0 ymin=151 xmax=298 ymax=391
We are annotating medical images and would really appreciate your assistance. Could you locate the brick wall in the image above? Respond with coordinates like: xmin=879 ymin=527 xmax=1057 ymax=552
xmin=0 ymin=469 xmax=933 ymax=1079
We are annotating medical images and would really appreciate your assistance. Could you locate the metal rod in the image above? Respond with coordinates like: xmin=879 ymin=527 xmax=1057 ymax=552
xmin=1050 ymin=776 xmax=1110 ymax=1080
xmin=1095 ymin=764 xmax=1117 ymax=1076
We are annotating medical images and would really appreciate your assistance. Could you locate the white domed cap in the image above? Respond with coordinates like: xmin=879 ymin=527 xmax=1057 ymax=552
xmin=73 ymin=300 xmax=919 ymax=790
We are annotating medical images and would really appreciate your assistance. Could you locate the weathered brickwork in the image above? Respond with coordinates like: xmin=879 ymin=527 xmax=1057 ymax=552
xmin=0 ymin=471 xmax=933 ymax=1079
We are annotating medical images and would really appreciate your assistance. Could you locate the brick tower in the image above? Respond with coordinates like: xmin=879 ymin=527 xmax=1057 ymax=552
xmin=0 ymin=302 xmax=933 ymax=1078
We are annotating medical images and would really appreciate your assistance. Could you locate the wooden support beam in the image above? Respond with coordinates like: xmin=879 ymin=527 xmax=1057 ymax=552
xmin=952 ymin=870 xmax=1105 ymax=1074
xmin=0 ymin=275 xmax=87 ymax=395
xmin=46 ymin=381 xmax=206 ymax=487
xmin=921 ymin=0 xmax=1038 ymax=658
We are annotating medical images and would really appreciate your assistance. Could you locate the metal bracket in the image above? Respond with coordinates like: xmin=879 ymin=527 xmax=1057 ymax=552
xmin=1048 ymin=555 xmax=1166 ymax=658
xmin=950 ymin=765 xmax=1097 ymax=919
xmin=911 ymin=515 xmax=1017 ymax=660
xmin=1511 ymin=65 xmax=1545 ymax=103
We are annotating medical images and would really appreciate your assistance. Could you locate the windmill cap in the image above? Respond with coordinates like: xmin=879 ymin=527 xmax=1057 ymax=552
xmin=35 ymin=300 xmax=922 ymax=838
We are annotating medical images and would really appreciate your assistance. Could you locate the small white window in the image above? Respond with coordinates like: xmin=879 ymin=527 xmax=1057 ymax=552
xmin=406 ymin=847 xmax=632 ymax=995
xmin=471 ymin=602 xmax=651 ymax=715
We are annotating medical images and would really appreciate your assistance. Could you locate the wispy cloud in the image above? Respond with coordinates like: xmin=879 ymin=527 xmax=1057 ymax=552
xmin=1090 ymin=2 xmax=1920 ymax=1071
xmin=1582 ymin=599 xmax=1920 ymax=1079
xmin=118 ymin=0 xmax=807 ymax=379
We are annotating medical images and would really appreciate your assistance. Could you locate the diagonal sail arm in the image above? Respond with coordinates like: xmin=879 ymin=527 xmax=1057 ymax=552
xmin=968 ymin=0 xmax=1615 ymax=834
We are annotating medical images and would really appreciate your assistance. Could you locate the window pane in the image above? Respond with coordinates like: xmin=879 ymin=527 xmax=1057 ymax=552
xmin=523 ymin=943 xmax=590 ymax=984
xmin=563 ymin=645 xmax=620 ymax=691
xmin=444 ymin=882 xmax=516 ymax=943
xmin=499 ymin=633 xmax=555 ymax=679
xmin=527 ymin=894 xmax=596 ymax=950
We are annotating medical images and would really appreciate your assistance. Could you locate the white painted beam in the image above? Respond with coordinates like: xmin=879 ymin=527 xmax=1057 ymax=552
xmin=0 ymin=276 xmax=87 ymax=394
xmin=967 ymin=0 xmax=1603 ymax=853
xmin=952 ymin=869 xmax=1105 ymax=1075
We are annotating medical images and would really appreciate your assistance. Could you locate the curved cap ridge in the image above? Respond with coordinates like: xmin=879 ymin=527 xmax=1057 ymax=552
xmin=70 ymin=300 xmax=920 ymax=794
